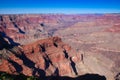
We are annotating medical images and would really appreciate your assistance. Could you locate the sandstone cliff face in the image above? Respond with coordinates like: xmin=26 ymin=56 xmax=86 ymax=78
xmin=0 ymin=14 xmax=83 ymax=44
xmin=0 ymin=36 xmax=81 ymax=77
xmin=1 ymin=14 xmax=118 ymax=45
xmin=0 ymin=15 xmax=48 ymax=44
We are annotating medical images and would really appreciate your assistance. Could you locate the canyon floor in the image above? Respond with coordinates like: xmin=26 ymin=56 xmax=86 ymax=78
xmin=0 ymin=14 xmax=120 ymax=80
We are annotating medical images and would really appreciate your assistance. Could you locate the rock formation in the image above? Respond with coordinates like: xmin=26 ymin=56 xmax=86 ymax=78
xmin=0 ymin=36 xmax=81 ymax=77
xmin=1 ymin=14 xmax=119 ymax=44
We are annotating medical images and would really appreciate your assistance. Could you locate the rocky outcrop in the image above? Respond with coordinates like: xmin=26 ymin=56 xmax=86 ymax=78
xmin=115 ymin=73 xmax=120 ymax=80
xmin=0 ymin=36 xmax=81 ymax=77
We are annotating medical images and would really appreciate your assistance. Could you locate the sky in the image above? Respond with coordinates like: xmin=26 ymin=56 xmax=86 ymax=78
xmin=0 ymin=0 xmax=120 ymax=14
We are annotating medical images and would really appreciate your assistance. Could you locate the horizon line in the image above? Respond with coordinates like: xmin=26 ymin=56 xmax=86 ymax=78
xmin=0 ymin=12 xmax=120 ymax=15
xmin=0 ymin=8 xmax=120 ymax=14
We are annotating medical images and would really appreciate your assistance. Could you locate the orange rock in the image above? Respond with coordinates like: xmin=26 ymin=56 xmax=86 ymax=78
xmin=63 ymin=44 xmax=71 ymax=51
xmin=58 ymin=61 xmax=72 ymax=76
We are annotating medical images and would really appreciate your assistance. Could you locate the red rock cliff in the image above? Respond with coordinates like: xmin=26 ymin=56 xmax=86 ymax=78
xmin=0 ymin=36 xmax=81 ymax=77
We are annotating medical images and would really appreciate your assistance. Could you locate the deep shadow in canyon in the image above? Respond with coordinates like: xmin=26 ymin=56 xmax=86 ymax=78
xmin=46 ymin=74 xmax=106 ymax=80
xmin=0 ymin=32 xmax=20 ymax=49
xmin=0 ymin=71 xmax=106 ymax=80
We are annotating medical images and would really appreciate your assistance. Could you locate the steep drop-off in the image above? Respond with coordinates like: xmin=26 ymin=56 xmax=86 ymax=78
xmin=0 ymin=36 xmax=82 ymax=78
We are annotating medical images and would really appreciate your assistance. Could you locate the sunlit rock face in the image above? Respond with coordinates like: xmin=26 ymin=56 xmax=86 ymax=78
xmin=0 ymin=36 xmax=81 ymax=77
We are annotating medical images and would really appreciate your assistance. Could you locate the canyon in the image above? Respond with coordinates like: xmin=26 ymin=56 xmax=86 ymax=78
xmin=0 ymin=14 xmax=120 ymax=80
